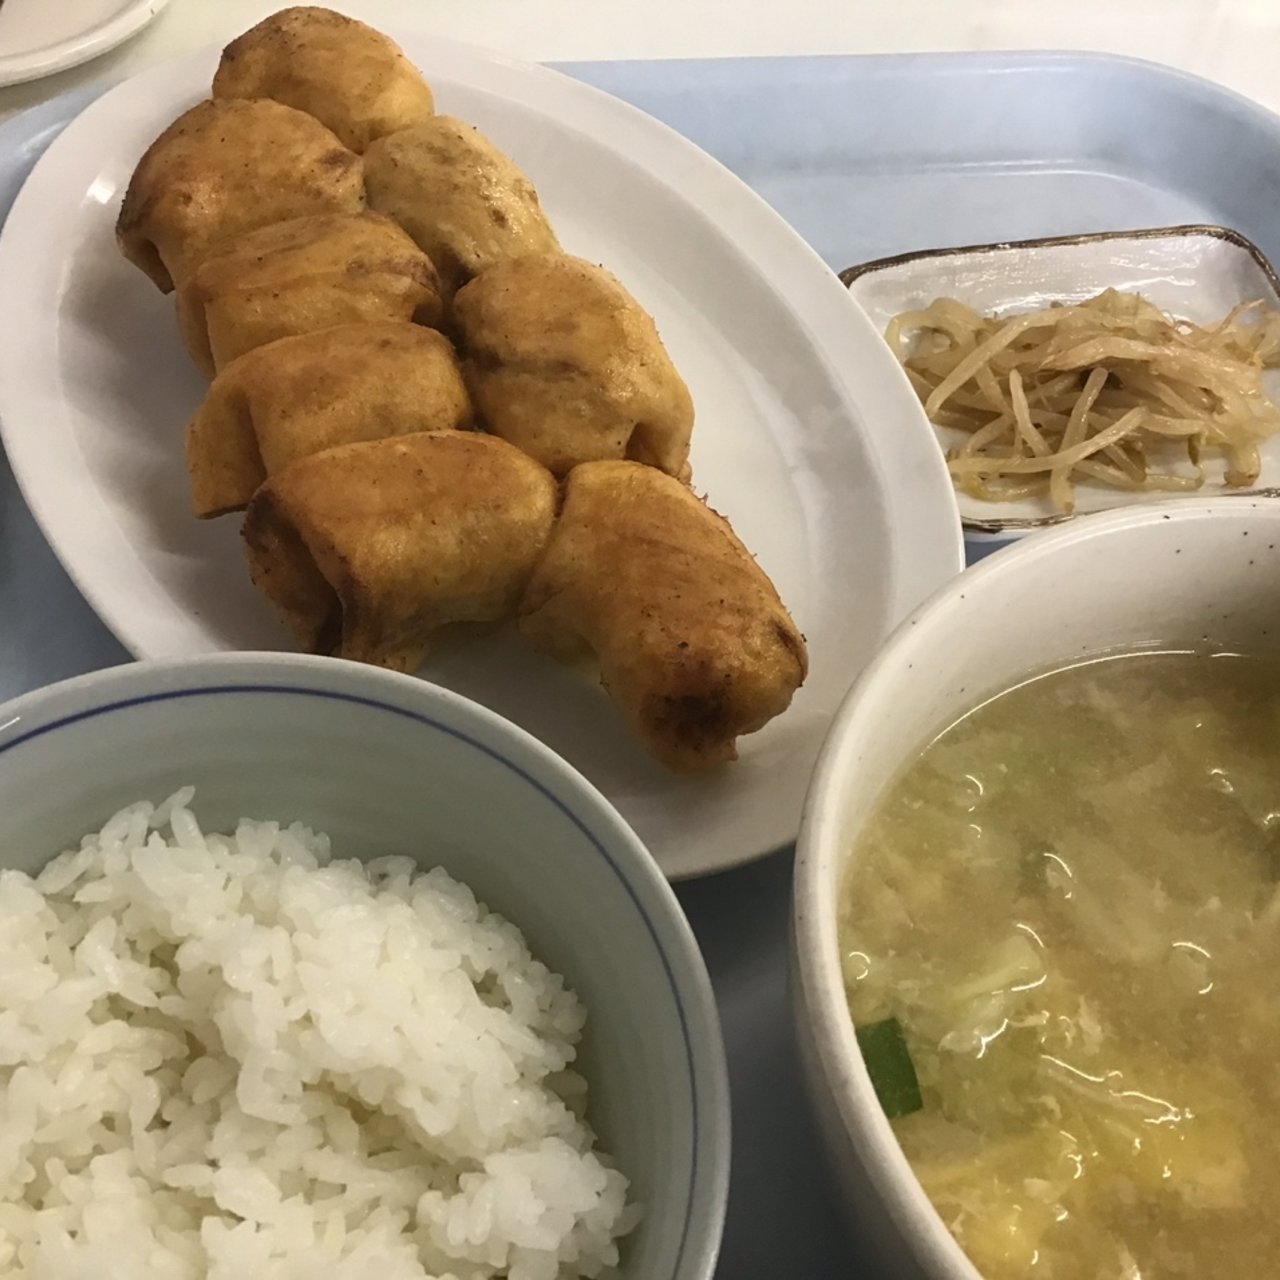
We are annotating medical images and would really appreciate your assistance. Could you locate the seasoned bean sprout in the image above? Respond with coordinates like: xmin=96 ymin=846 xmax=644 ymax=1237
xmin=886 ymin=289 xmax=1280 ymax=511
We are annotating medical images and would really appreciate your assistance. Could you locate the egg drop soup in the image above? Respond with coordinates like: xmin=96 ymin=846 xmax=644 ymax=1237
xmin=840 ymin=651 xmax=1280 ymax=1278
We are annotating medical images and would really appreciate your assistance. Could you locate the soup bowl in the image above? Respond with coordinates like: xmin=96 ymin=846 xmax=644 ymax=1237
xmin=0 ymin=652 xmax=730 ymax=1279
xmin=792 ymin=497 xmax=1280 ymax=1278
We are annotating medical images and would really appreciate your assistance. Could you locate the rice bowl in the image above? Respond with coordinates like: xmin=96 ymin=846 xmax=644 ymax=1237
xmin=0 ymin=654 xmax=729 ymax=1280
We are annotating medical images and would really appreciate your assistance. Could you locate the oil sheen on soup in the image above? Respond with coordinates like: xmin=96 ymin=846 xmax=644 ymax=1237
xmin=839 ymin=652 xmax=1280 ymax=1278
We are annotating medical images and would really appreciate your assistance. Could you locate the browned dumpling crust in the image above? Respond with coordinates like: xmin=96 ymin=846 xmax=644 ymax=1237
xmin=244 ymin=432 xmax=558 ymax=673
xmin=519 ymin=461 xmax=807 ymax=772
xmin=453 ymin=253 xmax=694 ymax=479
xmin=213 ymin=6 xmax=435 ymax=154
xmin=363 ymin=117 xmax=560 ymax=296
xmin=116 ymin=97 xmax=364 ymax=293
xmin=175 ymin=212 xmax=444 ymax=377
xmin=187 ymin=323 xmax=473 ymax=518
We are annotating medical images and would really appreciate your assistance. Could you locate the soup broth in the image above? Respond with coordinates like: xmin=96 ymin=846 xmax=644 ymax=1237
xmin=840 ymin=651 xmax=1280 ymax=1278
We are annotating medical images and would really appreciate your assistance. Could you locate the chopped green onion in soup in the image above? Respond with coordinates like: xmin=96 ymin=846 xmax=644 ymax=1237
xmin=855 ymin=1018 xmax=923 ymax=1118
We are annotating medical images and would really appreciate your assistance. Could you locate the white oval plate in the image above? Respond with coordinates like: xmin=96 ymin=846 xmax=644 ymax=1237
xmin=0 ymin=0 xmax=169 ymax=88
xmin=845 ymin=225 xmax=1280 ymax=540
xmin=0 ymin=36 xmax=962 ymax=879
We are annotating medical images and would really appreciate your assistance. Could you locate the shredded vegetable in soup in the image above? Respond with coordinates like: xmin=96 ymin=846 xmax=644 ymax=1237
xmin=887 ymin=290 xmax=1280 ymax=511
xmin=840 ymin=652 xmax=1280 ymax=1278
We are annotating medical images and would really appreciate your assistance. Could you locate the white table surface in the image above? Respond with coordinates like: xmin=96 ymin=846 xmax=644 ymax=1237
xmin=1 ymin=0 xmax=1280 ymax=123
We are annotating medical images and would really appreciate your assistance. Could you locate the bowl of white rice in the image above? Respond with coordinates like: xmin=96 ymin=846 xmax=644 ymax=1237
xmin=0 ymin=652 xmax=729 ymax=1280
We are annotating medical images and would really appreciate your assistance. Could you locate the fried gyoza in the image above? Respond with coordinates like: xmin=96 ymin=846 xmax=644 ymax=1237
xmin=453 ymin=254 xmax=694 ymax=478
xmin=244 ymin=432 xmax=557 ymax=672
xmin=116 ymin=98 xmax=363 ymax=292
xmin=519 ymin=461 xmax=807 ymax=772
xmin=213 ymin=7 xmax=435 ymax=154
xmin=363 ymin=118 xmax=560 ymax=296
xmin=175 ymin=212 xmax=444 ymax=376
xmin=187 ymin=323 xmax=472 ymax=518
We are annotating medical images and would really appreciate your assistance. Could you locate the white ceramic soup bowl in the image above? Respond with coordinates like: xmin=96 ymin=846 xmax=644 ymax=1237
xmin=0 ymin=653 xmax=730 ymax=1280
xmin=792 ymin=496 xmax=1280 ymax=1279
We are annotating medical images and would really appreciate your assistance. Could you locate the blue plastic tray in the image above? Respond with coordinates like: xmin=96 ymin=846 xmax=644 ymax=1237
xmin=6 ymin=50 xmax=1280 ymax=1277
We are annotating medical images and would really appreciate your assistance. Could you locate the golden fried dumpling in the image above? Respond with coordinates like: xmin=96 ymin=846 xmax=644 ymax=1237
xmin=187 ymin=323 xmax=472 ymax=518
xmin=116 ymin=98 xmax=363 ymax=292
xmin=213 ymin=7 xmax=434 ymax=154
xmin=363 ymin=117 xmax=560 ymax=295
xmin=453 ymin=254 xmax=694 ymax=478
xmin=519 ymin=461 xmax=807 ymax=772
xmin=175 ymin=212 xmax=444 ymax=376
xmin=244 ymin=432 xmax=558 ymax=672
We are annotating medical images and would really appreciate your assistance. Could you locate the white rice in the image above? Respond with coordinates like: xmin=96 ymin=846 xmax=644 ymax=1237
xmin=0 ymin=789 xmax=636 ymax=1278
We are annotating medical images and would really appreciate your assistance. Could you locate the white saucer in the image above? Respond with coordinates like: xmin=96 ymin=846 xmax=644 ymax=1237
xmin=0 ymin=0 xmax=169 ymax=88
